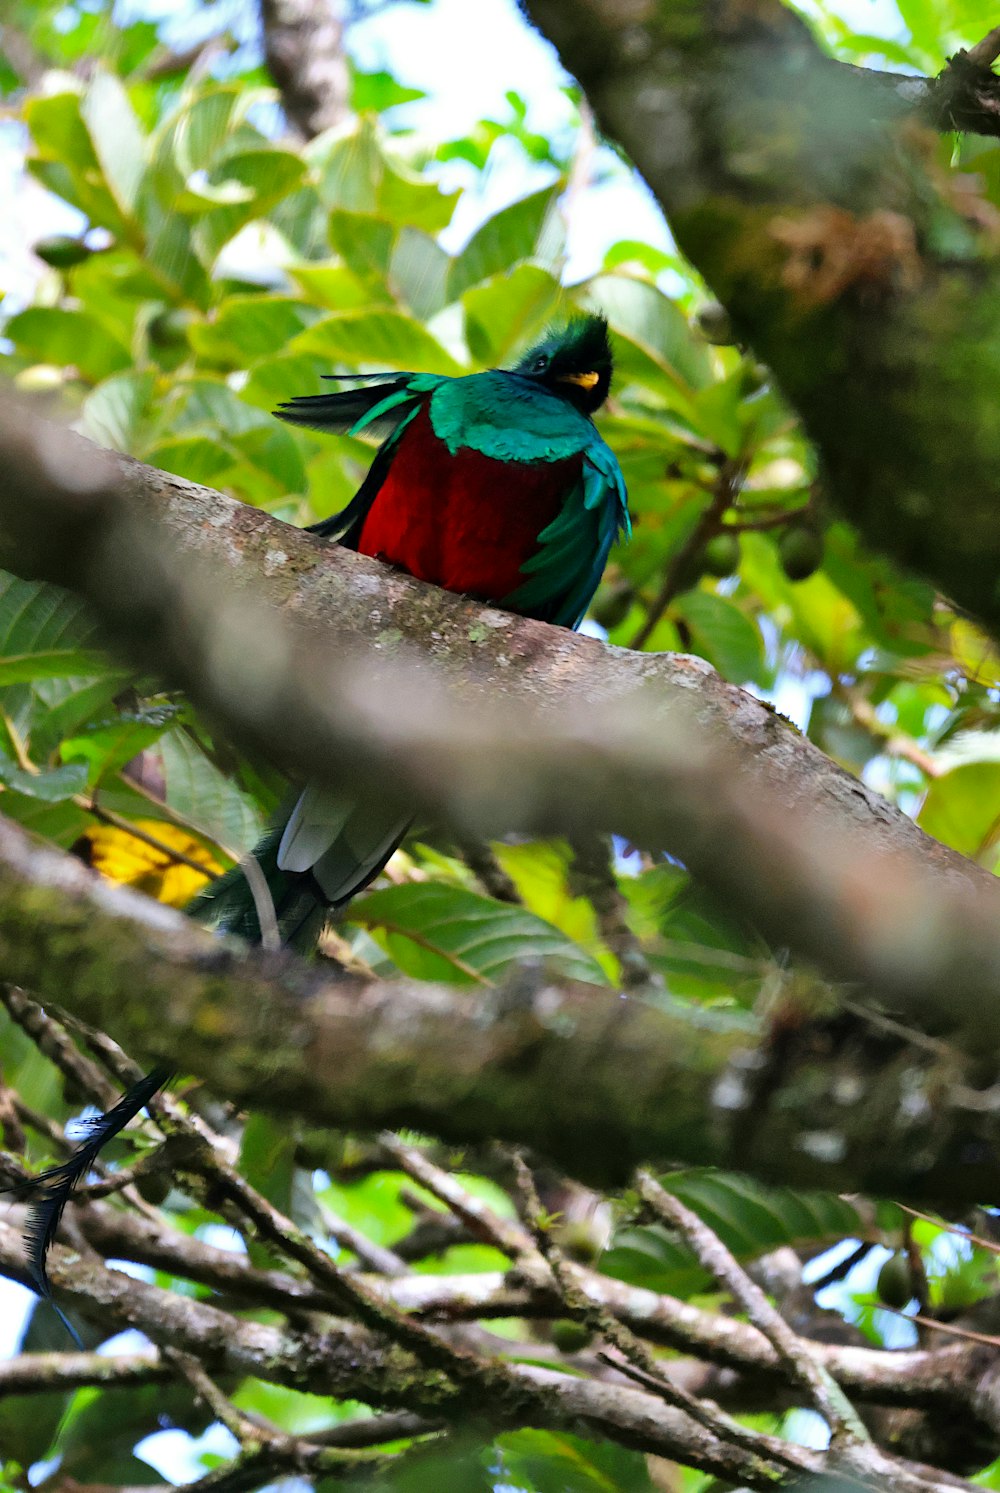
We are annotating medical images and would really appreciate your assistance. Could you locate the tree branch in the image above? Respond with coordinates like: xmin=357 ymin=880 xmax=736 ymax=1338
xmin=259 ymin=0 xmax=349 ymax=138
xmin=3 ymin=811 xmax=1000 ymax=1207
xmin=2 ymin=399 xmax=1000 ymax=1052
xmin=0 ymin=1218 xmax=842 ymax=1490
xmin=522 ymin=0 xmax=1000 ymax=638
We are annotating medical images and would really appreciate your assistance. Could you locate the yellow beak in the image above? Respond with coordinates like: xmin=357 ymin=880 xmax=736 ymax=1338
xmin=558 ymin=370 xmax=600 ymax=390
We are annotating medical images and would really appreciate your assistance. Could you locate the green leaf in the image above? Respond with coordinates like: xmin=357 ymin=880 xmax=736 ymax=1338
xmin=348 ymin=883 xmax=609 ymax=986
xmin=289 ymin=309 xmax=464 ymax=376
xmin=328 ymin=209 xmax=396 ymax=279
xmin=919 ymin=759 xmax=1000 ymax=861
xmin=447 ymin=186 xmax=563 ymax=301
xmin=0 ymin=755 xmax=87 ymax=801
xmin=349 ymin=1438 xmax=494 ymax=1491
xmin=6 ymin=307 xmax=131 ymax=384
xmin=497 ymin=1430 xmax=654 ymax=1493
xmin=0 ymin=650 xmax=117 ymax=686
xmin=0 ymin=574 xmax=104 ymax=748
xmin=25 ymin=90 xmax=100 ymax=176
xmin=286 ymin=262 xmax=387 ymax=311
xmin=56 ymin=1382 xmax=208 ymax=1484
xmin=238 ymin=1113 xmax=303 ymax=1267
xmin=677 ymin=588 xmax=768 ymax=686
xmin=584 ymin=273 xmax=713 ymax=395
xmin=492 ymin=838 xmax=616 ymax=979
xmin=80 ymin=371 xmax=156 ymax=451
xmin=231 ymin=424 xmax=308 ymax=495
xmin=603 ymin=1170 xmax=863 ymax=1297
xmin=191 ymin=150 xmax=308 ymax=264
xmin=350 ymin=66 xmax=427 ymax=114
xmin=741 ymin=531 xmax=868 ymax=675
xmin=463 ymin=264 xmax=564 ymax=366
xmin=0 ymin=1300 xmax=100 ymax=1465
xmin=0 ymin=576 xmax=98 ymax=656
xmin=623 ymin=862 xmax=763 ymax=999
xmin=60 ymin=706 xmax=178 ymax=787
xmin=241 ymin=353 xmax=330 ymax=413
xmin=311 ymin=117 xmax=458 ymax=232
xmin=166 ymin=377 xmax=273 ymax=437
xmin=159 ymin=728 xmax=264 ymax=853
xmin=80 ymin=71 xmax=146 ymax=218
xmin=389 ymin=228 xmax=451 ymax=322
xmin=142 ymin=435 xmax=240 ymax=486
xmin=188 ymin=296 xmax=318 ymax=366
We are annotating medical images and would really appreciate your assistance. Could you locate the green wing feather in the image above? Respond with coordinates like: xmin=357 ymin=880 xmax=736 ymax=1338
xmin=505 ymin=437 xmax=630 ymax=629
xmin=274 ymin=371 xmax=444 ymax=544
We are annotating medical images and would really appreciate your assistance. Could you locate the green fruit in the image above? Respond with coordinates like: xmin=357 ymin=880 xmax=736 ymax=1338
xmin=779 ymin=524 xmax=824 ymax=582
xmin=696 ymin=301 xmax=735 ymax=346
xmin=702 ymin=532 xmax=741 ymax=578
xmin=551 ymin=1319 xmax=593 ymax=1354
xmin=149 ymin=308 xmax=194 ymax=348
xmin=590 ymin=578 xmax=635 ymax=630
xmin=877 ymin=1252 xmax=913 ymax=1309
xmin=739 ymin=361 xmax=769 ymax=396
xmin=554 ymin=1220 xmax=601 ymax=1263
xmin=33 ymin=234 xmax=92 ymax=269
xmin=136 ymin=1170 xmax=171 ymax=1206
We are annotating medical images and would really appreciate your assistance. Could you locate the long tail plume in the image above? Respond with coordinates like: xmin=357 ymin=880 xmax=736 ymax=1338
xmin=10 ymin=1062 xmax=173 ymax=1342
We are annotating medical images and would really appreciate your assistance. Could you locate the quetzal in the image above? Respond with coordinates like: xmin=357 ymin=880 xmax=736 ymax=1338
xmin=19 ymin=313 xmax=629 ymax=1323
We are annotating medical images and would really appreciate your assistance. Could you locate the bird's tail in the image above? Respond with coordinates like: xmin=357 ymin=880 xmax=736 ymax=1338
xmin=16 ymin=791 xmax=409 ymax=1328
xmin=189 ymin=825 xmax=329 ymax=950
xmin=11 ymin=1062 xmax=173 ymax=1345
xmin=190 ymin=790 xmax=412 ymax=948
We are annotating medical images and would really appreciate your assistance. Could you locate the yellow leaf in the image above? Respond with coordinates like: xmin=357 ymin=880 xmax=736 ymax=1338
xmin=76 ymin=819 xmax=223 ymax=907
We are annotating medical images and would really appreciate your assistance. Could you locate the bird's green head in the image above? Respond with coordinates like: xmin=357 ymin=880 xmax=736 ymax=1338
xmin=512 ymin=314 xmax=613 ymax=415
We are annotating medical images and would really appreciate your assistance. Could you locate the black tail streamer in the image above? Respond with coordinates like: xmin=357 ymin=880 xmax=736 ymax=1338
xmin=13 ymin=1062 xmax=173 ymax=1328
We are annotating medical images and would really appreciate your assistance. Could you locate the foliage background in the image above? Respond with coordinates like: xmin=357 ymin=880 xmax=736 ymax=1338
xmin=3 ymin=0 xmax=1000 ymax=1487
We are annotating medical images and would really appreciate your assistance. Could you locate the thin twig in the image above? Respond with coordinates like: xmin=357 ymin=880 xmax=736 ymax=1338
xmin=630 ymin=459 xmax=744 ymax=649
xmin=317 ymin=1198 xmax=407 ymax=1277
xmin=967 ymin=24 xmax=1000 ymax=68
xmin=884 ymin=1309 xmax=1000 ymax=1349
xmin=378 ymin=1132 xmax=544 ymax=1274
xmin=894 ymin=1201 xmax=1000 ymax=1257
xmin=567 ymin=831 xmax=658 ymax=988
xmin=512 ymin=1154 xmax=807 ymax=1473
xmin=82 ymin=796 xmax=223 ymax=877
xmin=637 ymin=1171 xmax=870 ymax=1447
xmin=455 ymin=836 xmax=521 ymax=903
xmin=1 ymin=985 xmax=118 ymax=1110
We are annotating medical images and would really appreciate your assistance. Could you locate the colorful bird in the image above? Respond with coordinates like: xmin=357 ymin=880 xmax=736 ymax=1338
xmin=19 ymin=314 xmax=629 ymax=1325
xmin=197 ymin=313 xmax=629 ymax=945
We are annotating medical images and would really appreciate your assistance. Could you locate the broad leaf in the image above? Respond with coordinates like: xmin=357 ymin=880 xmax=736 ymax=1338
xmin=347 ymin=882 xmax=609 ymax=986
xmin=604 ymin=1169 xmax=863 ymax=1297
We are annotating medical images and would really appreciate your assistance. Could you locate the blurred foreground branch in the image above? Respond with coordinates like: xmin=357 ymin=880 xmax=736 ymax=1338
xmin=2 ymin=397 xmax=1000 ymax=1047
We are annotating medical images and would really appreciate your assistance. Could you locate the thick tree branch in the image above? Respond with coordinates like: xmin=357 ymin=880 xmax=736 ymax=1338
xmin=522 ymin=1 xmax=1000 ymax=637
xmin=3 ymin=400 xmax=1000 ymax=1052
xmin=259 ymin=0 xmax=349 ymax=138
xmin=3 ymin=813 xmax=1000 ymax=1207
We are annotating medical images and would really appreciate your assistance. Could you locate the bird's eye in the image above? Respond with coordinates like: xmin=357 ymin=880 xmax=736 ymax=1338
xmin=531 ymin=354 xmax=549 ymax=373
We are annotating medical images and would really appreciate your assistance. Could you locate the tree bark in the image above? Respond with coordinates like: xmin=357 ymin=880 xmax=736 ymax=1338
xmin=259 ymin=0 xmax=349 ymax=138
xmin=3 ymin=397 xmax=1000 ymax=1049
xmin=522 ymin=0 xmax=1000 ymax=638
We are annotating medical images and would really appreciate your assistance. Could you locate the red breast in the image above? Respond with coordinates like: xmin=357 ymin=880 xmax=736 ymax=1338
xmin=357 ymin=406 xmax=582 ymax=602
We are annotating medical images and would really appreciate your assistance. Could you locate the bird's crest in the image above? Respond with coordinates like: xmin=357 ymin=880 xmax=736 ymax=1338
xmin=511 ymin=314 xmax=613 ymax=413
